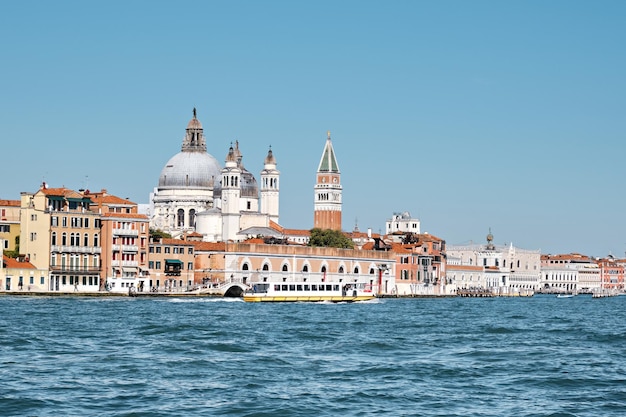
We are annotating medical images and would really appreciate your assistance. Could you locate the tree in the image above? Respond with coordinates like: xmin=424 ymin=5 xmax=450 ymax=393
xmin=308 ymin=228 xmax=354 ymax=249
xmin=149 ymin=228 xmax=172 ymax=239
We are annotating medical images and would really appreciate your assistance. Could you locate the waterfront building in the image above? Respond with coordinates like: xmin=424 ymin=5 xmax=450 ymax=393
xmin=446 ymin=231 xmax=541 ymax=293
xmin=596 ymin=255 xmax=624 ymax=291
xmin=0 ymin=199 xmax=20 ymax=253
xmin=87 ymin=190 xmax=150 ymax=293
xmin=195 ymin=241 xmax=395 ymax=297
xmin=19 ymin=184 xmax=101 ymax=292
xmin=539 ymin=253 xmax=600 ymax=293
xmin=147 ymin=237 xmax=195 ymax=291
xmin=314 ymin=131 xmax=342 ymax=231
xmin=1 ymin=254 xmax=47 ymax=292
xmin=381 ymin=233 xmax=450 ymax=296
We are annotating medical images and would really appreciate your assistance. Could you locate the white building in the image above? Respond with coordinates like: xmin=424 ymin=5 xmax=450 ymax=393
xmin=150 ymin=109 xmax=279 ymax=242
xmin=446 ymin=231 xmax=541 ymax=292
xmin=385 ymin=212 xmax=420 ymax=235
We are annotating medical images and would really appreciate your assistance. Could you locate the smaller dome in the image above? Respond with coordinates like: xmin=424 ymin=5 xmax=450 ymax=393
xmin=264 ymin=148 xmax=276 ymax=165
xmin=187 ymin=117 xmax=202 ymax=129
xmin=240 ymin=169 xmax=258 ymax=198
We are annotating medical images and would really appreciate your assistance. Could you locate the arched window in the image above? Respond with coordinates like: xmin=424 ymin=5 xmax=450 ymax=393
xmin=282 ymin=264 xmax=288 ymax=272
xmin=94 ymin=234 xmax=99 ymax=247
xmin=84 ymin=233 xmax=89 ymax=247
xmin=354 ymin=266 xmax=359 ymax=274
xmin=321 ymin=266 xmax=327 ymax=273
xmin=51 ymin=232 xmax=57 ymax=246
xmin=242 ymin=263 xmax=249 ymax=271
xmin=369 ymin=268 xmax=375 ymax=274
xmin=338 ymin=266 xmax=344 ymax=273
xmin=189 ymin=209 xmax=196 ymax=228
xmin=62 ymin=232 xmax=67 ymax=246
xmin=177 ymin=209 xmax=185 ymax=227
xmin=302 ymin=265 xmax=309 ymax=272
xmin=262 ymin=264 xmax=269 ymax=271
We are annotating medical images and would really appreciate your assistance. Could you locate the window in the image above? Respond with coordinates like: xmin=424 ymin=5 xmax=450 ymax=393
xmin=94 ymin=234 xmax=99 ymax=247
xmin=149 ymin=247 xmax=154 ymax=253
xmin=149 ymin=261 xmax=154 ymax=269
xmin=302 ymin=265 xmax=309 ymax=272
xmin=51 ymin=232 xmax=57 ymax=246
xmin=51 ymin=216 xmax=58 ymax=226
xmin=84 ymin=233 xmax=89 ymax=246
xmin=282 ymin=265 xmax=288 ymax=272
xmin=40 ymin=276 xmax=45 ymax=285
xmin=156 ymin=247 xmax=161 ymax=253
xmin=188 ymin=248 xmax=193 ymax=255
xmin=189 ymin=209 xmax=196 ymax=227
xmin=31 ymin=214 xmax=37 ymax=221
xmin=177 ymin=209 xmax=184 ymax=227
xmin=165 ymin=247 xmax=170 ymax=254
xmin=84 ymin=218 xmax=89 ymax=228
xmin=156 ymin=261 xmax=161 ymax=269
xmin=30 ymin=232 xmax=37 ymax=241
xmin=187 ymin=262 xmax=193 ymax=270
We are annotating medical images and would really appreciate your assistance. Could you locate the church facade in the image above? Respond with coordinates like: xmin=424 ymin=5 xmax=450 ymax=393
xmin=149 ymin=110 xmax=279 ymax=242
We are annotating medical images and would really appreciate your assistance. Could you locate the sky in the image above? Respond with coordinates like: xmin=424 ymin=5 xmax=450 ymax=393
xmin=1 ymin=0 xmax=625 ymax=257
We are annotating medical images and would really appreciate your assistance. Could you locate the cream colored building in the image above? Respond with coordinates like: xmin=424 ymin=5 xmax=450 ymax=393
xmin=20 ymin=184 xmax=102 ymax=292
xmin=0 ymin=199 xmax=21 ymax=253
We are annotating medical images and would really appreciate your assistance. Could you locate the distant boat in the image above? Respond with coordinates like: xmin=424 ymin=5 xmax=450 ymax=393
xmin=556 ymin=293 xmax=575 ymax=298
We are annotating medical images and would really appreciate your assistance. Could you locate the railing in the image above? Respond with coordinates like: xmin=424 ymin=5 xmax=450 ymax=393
xmin=51 ymin=245 xmax=102 ymax=254
xmin=50 ymin=266 xmax=101 ymax=274
xmin=112 ymin=228 xmax=139 ymax=236
xmin=111 ymin=260 xmax=139 ymax=267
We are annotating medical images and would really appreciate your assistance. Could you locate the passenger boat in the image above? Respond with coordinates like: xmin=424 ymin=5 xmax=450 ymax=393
xmin=243 ymin=281 xmax=376 ymax=302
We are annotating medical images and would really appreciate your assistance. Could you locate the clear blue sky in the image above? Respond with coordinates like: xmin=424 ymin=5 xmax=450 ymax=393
xmin=1 ymin=1 xmax=625 ymax=257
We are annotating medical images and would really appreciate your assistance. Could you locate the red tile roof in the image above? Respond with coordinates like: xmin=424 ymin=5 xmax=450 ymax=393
xmin=2 ymin=255 xmax=36 ymax=269
xmin=0 ymin=199 xmax=20 ymax=207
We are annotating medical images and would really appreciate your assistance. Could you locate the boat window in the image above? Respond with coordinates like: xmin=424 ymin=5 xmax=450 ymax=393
xmin=297 ymin=285 xmax=303 ymax=291
xmin=311 ymin=285 xmax=317 ymax=290
xmin=326 ymin=285 xmax=332 ymax=291
xmin=274 ymin=284 xmax=280 ymax=291
xmin=281 ymin=285 xmax=288 ymax=291
xmin=333 ymin=285 xmax=339 ymax=291
xmin=289 ymin=284 xmax=296 ymax=291
xmin=303 ymin=285 xmax=310 ymax=291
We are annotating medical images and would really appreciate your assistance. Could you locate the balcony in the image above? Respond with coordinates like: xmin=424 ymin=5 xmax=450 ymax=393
xmin=111 ymin=260 xmax=139 ymax=267
xmin=111 ymin=245 xmax=139 ymax=252
xmin=112 ymin=228 xmax=139 ymax=237
xmin=49 ymin=266 xmax=101 ymax=275
xmin=51 ymin=245 xmax=102 ymax=254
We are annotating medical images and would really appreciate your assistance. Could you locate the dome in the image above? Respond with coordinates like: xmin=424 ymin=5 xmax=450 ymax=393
xmin=240 ymin=169 xmax=258 ymax=198
xmin=158 ymin=151 xmax=222 ymax=189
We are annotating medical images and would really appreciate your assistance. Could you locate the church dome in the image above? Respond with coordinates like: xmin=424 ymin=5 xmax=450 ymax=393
xmin=157 ymin=109 xmax=222 ymax=190
xmin=158 ymin=152 xmax=222 ymax=189
xmin=240 ymin=169 xmax=258 ymax=198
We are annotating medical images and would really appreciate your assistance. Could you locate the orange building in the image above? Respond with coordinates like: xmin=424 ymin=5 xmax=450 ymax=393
xmin=596 ymin=256 xmax=624 ymax=290
xmin=87 ymin=189 xmax=150 ymax=292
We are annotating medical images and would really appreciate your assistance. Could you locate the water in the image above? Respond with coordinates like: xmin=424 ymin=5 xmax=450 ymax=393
xmin=1 ymin=295 xmax=625 ymax=417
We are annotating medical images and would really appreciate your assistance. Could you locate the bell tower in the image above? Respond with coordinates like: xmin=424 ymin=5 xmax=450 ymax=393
xmin=314 ymin=131 xmax=342 ymax=230
xmin=260 ymin=146 xmax=280 ymax=224
xmin=221 ymin=144 xmax=241 ymax=241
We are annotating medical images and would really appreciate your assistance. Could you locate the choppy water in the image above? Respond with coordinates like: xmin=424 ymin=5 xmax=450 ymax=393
xmin=1 ymin=294 xmax=625 ymax=416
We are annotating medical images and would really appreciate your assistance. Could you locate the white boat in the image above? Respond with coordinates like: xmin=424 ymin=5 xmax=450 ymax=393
xmin=556 ymin=293 xmax=575 ymax=298
xmin=243 ymin=281 xmax=376 ymax=302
